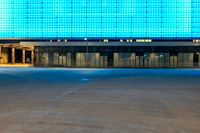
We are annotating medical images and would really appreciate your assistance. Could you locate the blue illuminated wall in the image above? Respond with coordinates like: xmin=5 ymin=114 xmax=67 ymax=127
xmin=0 ymin=0 xmax=199 ymax=39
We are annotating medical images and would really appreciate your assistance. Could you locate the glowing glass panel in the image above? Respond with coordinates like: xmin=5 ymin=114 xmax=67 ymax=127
xmin=0 ymin=0 xmax=198 ymax=39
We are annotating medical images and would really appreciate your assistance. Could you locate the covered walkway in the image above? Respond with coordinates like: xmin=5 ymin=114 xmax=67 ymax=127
xmin=0 ymin=44 xmax=34 ymax=67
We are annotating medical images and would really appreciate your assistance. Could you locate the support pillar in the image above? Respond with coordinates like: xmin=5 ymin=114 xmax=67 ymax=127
xmin=0 ymin=45 xmax=1 ymax=64
xmin=12 ymin=48 xmax=15 ymax=64
xmin=22 ymin=49 xmax=26 ymax=64
xmin=31 ymin=50 xmax=34 ymax=65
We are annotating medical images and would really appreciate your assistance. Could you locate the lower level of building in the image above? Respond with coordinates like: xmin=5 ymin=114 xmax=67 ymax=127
xmin=1 ymin=41 xmax=200 ymax=68
xmin=0 ymin=44 xmax=34 ymax=66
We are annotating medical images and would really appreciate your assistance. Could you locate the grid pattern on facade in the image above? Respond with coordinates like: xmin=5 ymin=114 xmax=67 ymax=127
xmin=0 ymin=0 xmax=199 ymax=38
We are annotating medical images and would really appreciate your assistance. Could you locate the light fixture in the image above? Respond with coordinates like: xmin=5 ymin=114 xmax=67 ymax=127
xmin=104 ymin=39 xmax=109 ymax=42
xmin=193 ymin=40 xmax=200 ymax=43
xmin=136 ymin=39 xmax=152 ymax=43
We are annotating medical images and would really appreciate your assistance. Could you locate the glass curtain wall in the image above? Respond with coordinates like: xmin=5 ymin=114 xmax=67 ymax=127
xmin=35 ymin=46 xmax=200 ymax=68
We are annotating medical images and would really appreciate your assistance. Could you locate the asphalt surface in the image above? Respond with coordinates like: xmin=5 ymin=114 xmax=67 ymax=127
xmin=0 ymin=68 xmax=200 ymax=133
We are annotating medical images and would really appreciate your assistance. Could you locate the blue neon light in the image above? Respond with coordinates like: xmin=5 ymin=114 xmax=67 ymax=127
xmin=0 ymin=0 xmax=199 ymax=38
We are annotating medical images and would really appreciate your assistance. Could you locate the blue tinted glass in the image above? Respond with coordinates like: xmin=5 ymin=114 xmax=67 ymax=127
xmin=0 ymin=0 xmax=199 ymax=38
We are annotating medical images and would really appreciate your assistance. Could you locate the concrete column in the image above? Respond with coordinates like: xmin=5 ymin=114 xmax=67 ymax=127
xmin=66 ymin=53 xmax=71 ymax=67
xmin=113 ymin=53 xmax=119 ymax=67
xmin=11 ymin=48 xmax=15 ymax=64
xmin=31 ymin=50 xmax=34 ymax=65
xmin=130 ymin=53 xmax=135 ymax=67
xmin=22 ymin=49 xmax=26 ymax=64
xmin=0 ymin=45 xmax=1 ymax=64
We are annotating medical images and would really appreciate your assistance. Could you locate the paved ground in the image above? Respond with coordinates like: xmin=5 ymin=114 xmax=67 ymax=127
xmin=0 ymin=68 xmax=200 ymax=133
xmin=0 ymin=64 xmax=33 ymax=67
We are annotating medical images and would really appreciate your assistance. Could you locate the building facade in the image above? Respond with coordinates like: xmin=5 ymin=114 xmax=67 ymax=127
xmin=0 ymin=0 xmax=200 ymax=67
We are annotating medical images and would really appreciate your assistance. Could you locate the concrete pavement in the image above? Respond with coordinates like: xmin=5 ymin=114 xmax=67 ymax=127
xmin=0 ymin=68 xmax=199 ymax=133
